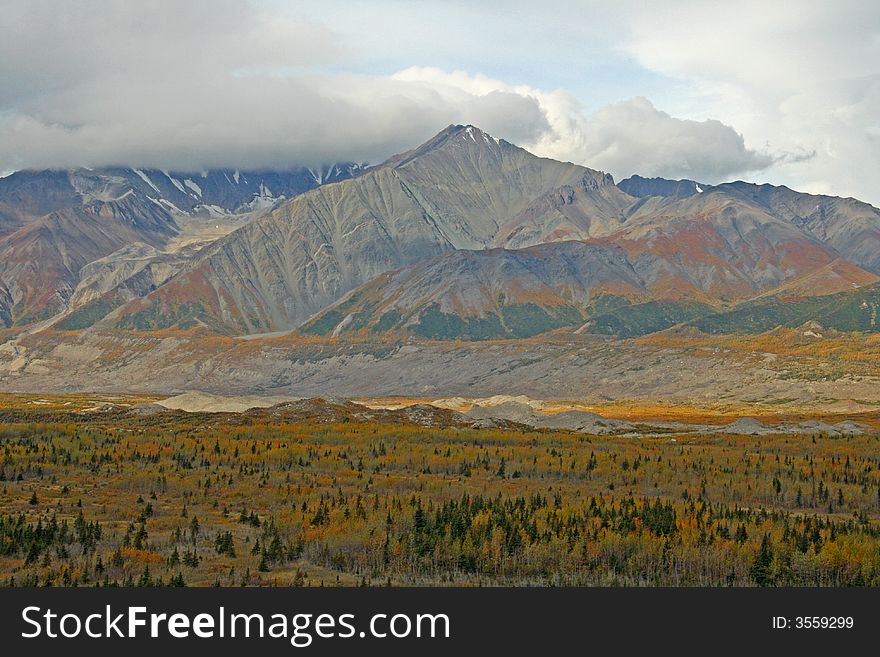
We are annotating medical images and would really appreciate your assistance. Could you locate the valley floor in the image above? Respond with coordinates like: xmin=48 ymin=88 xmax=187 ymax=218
xmin=2 ymin=328 xmax=880 ymax=412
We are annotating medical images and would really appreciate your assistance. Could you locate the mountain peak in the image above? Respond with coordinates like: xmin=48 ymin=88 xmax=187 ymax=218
xmin=379 ymin=124 xmax=505 ymax=170
xmin=430 ymin=123 xmax=500 ymax=144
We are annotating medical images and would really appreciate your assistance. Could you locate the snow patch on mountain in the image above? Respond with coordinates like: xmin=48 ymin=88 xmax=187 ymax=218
xmin=134 ymin=169 xmax=161 ymax=193
xmin=183 ymin=179 xmax=202 ymax=197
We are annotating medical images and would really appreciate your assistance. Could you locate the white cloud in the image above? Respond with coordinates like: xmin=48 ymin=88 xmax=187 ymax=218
xmin=0 ymin=74 xmax=549 ymax=171
xmin=3 ymin=0 xmax=868 ymax=203
xmin=0 ymin=2 xmax=555 ymax=171
xmin=395 ymin=68 xmax=773 ymax=182
xmin=574 ymin=97 xmax=774 ymax=181
xmin=618 ymin=0 xmax=880 ymax=202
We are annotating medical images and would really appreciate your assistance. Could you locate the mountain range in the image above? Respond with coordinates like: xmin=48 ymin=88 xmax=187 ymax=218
xmin=2 ymin=124 xmax=880 ymax=398
xmin=0 ymin=164 xmax=361 ymax=328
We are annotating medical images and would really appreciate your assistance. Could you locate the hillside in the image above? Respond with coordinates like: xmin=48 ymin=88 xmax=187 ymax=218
xmin=113 ymin=125 xmax=634 ymax=333
xmin=0 ymin=165 xmax=360 ymax=328
xmin=107 ymin=128 xmax=880 ymax=337
xmin=0 ymin=191 xmax=178 ymax=326
xmin=300 ymin=182 xmax=876 ymax=341
xmin=690 ymin=280 xmax=880 ymax=334
xmin=300 ymin=241 xmax=646 ymax=339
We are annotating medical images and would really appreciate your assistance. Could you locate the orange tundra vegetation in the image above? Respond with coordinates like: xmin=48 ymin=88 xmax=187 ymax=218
xmin=0 ymin=396 xmax=879 ymax=587
xmin=639 ymin=328 xmax=880 ymax=381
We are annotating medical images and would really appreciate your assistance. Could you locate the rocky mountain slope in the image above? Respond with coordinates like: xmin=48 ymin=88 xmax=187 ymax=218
xmin=103 ymin=125 xmax=880 ymax=338
xmin=600 ymin=189 xmax=868 ymax=301
xmin=618 ymin=174 xmax=705 ymax=199
xmin=712 ymin=181 xmax=880 ymax=275
xmin=111 ymin=125 xmax=635 ymax=334
xmin=0 ymin=164 xmax=360 ymax=328
xmin=690 ymin=279 xmax=880 ymax=334
xmin=0 ymin=189 xmax=177 ymax=326
xmin=619 ymin=175 xmax=880 ymax=276
xmin=301 ymin=181 xmax=878 ymax=341
xmin=300 ymin=241 xmax=647 ymax=339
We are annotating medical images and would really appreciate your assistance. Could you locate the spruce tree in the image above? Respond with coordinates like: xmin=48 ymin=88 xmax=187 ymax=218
xmin=750 ymin=533 xmax=774 ymax=587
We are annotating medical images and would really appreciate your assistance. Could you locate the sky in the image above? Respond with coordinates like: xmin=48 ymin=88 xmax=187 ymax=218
xmin=1 ymin=0 xmax=878 ymax=204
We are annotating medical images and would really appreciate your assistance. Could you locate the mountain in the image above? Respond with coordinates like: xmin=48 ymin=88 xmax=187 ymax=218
xmin=597 ymin=188 xmax=871 ymax=302
xmin=299 ymin=241 xmax=648 ymax=340
xmin=51 ymin=243 xmax=197 ymax=331
xmin=104 ymin=126 xmax=880 ymax=337
xmin=0 ymin=170 xmax=86 ymax=237
xmin=0 ymin=165 xmax=363 ymax=233
xmin=6 ymin=128 xmax=880 ymax=400
xmin=492 ymin=172 xmax=632 ymax=248
xmin=5 ymin=126 xmax=880 ymax=347
xmin=708 ymin=181 xmax=880 ymax=275
xmin=301 ymin=174 xmax=879 ymax=341
xmin=0 ymin=187 xmax=177 ymax=326
xmin=618 ymin=176 xmax=880 ymax=280
xmin=0 ymin=164 xmax=361 ymax=327
xmin=112 ymin=125 xmax=635 ymax=334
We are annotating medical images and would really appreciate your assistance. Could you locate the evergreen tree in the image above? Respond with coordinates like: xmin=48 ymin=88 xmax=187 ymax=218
xmin=750 ymin=533 xmax=774 ymax=587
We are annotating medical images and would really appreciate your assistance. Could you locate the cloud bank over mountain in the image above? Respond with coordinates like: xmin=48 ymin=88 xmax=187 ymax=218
xmin=394 ymin=69 xmax=773 ymax=182
xmin=0 ymin=0 xmax=876 ymax=203
xmin=618 ymin=0 xmax=880 ymax=201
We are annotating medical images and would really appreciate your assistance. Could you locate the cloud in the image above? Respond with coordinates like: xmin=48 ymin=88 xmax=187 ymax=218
xmin=0 ymin=0 xmax=778 ymax=186
xmin=573 ymin=97 xmax=774 ymax=181
xmin=617 ymin=0 xmax=880 ymax=202
xmin=0 ymin=1 xmax=554 ymax=171
xmin=0 ymin=74 xmax=549 ymax=171
xmin=396 ymin=68 xmax=773 ymax=182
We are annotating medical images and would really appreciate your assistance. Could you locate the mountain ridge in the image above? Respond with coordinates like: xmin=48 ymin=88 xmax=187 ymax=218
xmin=0 ymin=163 xmax=363 ymax=328
xmin=111 ymin=125 xmax=632 ymax=333
xmin=3 ymin=124 xmax=880 ymax=346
